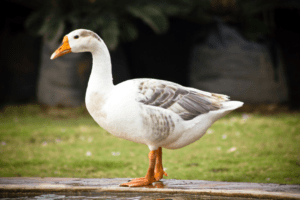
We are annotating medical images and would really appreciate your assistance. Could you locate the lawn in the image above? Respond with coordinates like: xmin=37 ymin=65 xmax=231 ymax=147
xmin=0 ymin=104 xmax=299 ymax=185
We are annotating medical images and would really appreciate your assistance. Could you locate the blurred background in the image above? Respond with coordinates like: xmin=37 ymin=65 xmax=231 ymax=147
xmin=1 ymin=0 xmax=300 ymax=111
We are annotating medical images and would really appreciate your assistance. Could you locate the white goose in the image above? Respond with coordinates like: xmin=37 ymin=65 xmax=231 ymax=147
xmin=51 ymin=29 xmax=243 ymax=187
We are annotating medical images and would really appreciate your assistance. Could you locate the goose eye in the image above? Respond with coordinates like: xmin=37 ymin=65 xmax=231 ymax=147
xmin=74 ymin=35 xmax=79 ymax=39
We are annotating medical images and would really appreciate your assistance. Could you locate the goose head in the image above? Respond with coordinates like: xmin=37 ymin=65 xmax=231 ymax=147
xmin=51 ymin=29 xmax=104 ymax=60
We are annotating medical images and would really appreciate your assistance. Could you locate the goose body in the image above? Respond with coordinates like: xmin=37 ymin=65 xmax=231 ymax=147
xmin=51 ymin=29 xmax=243 ymax=187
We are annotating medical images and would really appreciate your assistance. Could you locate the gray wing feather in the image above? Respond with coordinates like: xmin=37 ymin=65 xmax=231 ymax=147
xmin=137 ymin=80 xmax=228 ymax=120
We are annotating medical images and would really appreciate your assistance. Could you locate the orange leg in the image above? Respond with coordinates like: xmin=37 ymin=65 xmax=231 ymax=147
xmin=154 ymin=147 xmax=168 ymax=181
xmin=120 ymin=150 xmax=157 ymax=187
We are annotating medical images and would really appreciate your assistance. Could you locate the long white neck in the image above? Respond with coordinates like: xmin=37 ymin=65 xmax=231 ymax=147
xmin=86 ymin=42 xmax=114 ymax=98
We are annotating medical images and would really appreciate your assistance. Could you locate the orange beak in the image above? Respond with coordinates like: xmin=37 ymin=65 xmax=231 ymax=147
xmin=50 ymin=36 xmax=71 ymax=60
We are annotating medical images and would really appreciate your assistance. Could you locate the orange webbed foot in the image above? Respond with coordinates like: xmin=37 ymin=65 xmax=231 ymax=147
xmin=120 ymin=177 xmax=155 ymax=187
xmin=154 ymin=168 xmax=168 ymax=182
xmin=120 ymin=148 xmax=168 ymax=187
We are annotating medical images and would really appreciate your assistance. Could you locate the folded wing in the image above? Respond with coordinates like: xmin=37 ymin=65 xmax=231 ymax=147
xmin=137 ymin=80 xmax=229 ymax=120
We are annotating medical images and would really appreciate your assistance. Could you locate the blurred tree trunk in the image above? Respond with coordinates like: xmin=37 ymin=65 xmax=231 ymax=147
xmin=276 ymin=30 xmax=300 ymax=110
xmin=0 ymin=2 xmax=41 ymax=107
xmin=275 ymin=8 xmax=300 ymax=110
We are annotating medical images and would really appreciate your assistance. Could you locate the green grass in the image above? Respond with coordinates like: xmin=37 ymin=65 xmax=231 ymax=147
xmin=0 ymin=104 xmax=299 ymax=184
